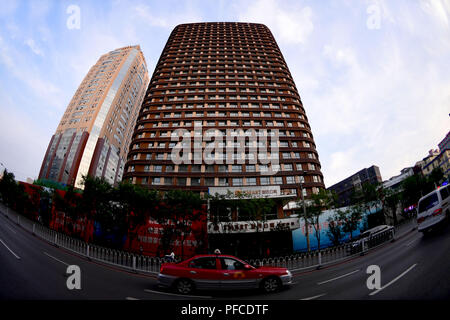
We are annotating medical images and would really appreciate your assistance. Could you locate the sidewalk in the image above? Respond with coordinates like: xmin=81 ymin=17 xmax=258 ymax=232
xmin=394 ymin=218 xmax=417 ymax=239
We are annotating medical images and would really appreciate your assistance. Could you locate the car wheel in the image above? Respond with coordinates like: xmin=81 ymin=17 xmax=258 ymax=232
xmin=174 ymin=279 xmax=195 ymax=295
xmin=261 ymin=277 xmax=281 ymax=293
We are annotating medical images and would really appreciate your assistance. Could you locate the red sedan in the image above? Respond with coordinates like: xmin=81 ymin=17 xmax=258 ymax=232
xmin=157 ymin=254 xmax=292 ymax=294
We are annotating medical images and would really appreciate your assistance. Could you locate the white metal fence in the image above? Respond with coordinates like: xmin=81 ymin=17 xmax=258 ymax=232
xmin=1 ymin=203 xmax=413 ymax=274
xmin=1 ymin=205 xmax=165 ymax=274
xmin=247 ymin=227 xmax=397 ymax=271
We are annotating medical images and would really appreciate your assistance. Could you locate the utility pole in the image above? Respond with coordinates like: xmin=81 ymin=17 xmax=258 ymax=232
xmin=206 ymin=194 xmax=211 ymax=253
xmin=299 ymin=179 xmax=310 ymax=252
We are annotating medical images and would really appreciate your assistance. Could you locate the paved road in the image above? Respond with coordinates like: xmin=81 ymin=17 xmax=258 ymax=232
xmin=0 ymin=207 xmax=449 ymax=300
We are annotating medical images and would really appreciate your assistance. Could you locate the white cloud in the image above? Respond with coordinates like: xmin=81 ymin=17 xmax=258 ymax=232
xmin=238 ymin=0 xmax=314 ymax=45
xmin=24 ymin=38 xmax=44 ymax=56
xmin=1 ymin=0 xmax=449 ymax=191
xmin=307 ymin=37 xmax=450 ymax=186
xmin=0 ymin=0 xmax=18 ymax=17
xmin=134 ymin=5 xmax=170 ymax=27
xmin=0 ymin=36 xmax=63 ymax=110
xmin=420 ymin=0 xmax=450 ymax=29
xmin=133 ymin=4 xmax=203 ymax=29
xmin=323 ymin=45 xmax=359 ymax=70
xmin=326 ymin=149 xmax=359 ymax=186
xmin=0 ymin=92 xmax=49 ymax=181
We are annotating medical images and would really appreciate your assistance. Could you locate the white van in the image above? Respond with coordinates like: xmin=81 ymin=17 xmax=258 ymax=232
xmin=417 ymin=184 xmax=450 ymax=232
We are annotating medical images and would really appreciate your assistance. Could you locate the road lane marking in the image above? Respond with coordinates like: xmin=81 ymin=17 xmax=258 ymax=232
xmin=144 ymin=289 xmax=212 ymax=299
xmin=317 ymin=269 xmax=360 ymax=285
xmin=125 ymin=297 xmax=140 ymax=300
xmin=0 ymin=238 xmax=21 ymax=260
xmin=43 ymin=251 xmax=69 ymax=266
xmin=3 ymin=224 xmax=17 ymax=234
xmin=299 ymin=293 xmax=327 ymax=300
xmin=369 ymin=263 xmax=418 ymax=296
xmin=405 ymin=238 xmax=420 ymax=247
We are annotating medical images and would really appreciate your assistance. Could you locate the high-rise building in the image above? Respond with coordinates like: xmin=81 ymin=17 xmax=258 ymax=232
xmin=39 ymin=45 xmax=149 ymax=188
xmin=124 ymin=23 xmax=324 ymax=197
xmin=123 ymin=23 xmax=326 ymax=255
xmin=123 ymin=23 xmax=325 ymax=256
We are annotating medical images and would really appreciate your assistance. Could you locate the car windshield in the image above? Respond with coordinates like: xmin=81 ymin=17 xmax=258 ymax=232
xmin=418 ymin=193 xmax=439 ymax=213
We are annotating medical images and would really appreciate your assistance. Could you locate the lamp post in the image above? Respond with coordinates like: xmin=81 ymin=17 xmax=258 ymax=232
xmin=299 ymin=176 xmax=310 ymax=252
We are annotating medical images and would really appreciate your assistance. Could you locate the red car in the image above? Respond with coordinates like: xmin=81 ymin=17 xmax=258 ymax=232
xmin=157 ymin=254 xmax=292 ymax=294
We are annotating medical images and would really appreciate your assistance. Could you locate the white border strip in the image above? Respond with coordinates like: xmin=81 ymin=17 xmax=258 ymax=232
xmin=43 ymin=251 xmax=69 ymax=266
xmin=369 ymin=263 xmax=417 ymax=296
xmin=317 ymin=269 xmax=360 ymax=285
xmin=299 ymin=293 xmax=327 ymax=300
xmin=144 ymin=288 xmax=212 ymax=299
xmin=0 ymin=238 xmax=21 ymax=259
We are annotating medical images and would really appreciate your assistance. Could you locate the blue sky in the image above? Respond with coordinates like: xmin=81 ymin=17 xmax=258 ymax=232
xmin=0 ymin=0 xmax=449 ymax=186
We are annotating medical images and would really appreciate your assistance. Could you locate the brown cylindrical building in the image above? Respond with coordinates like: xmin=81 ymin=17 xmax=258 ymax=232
xmin=123 ymin=22 xmax=325 ymax=257
xmin=124 ymin=22 xmax=324 ymax=200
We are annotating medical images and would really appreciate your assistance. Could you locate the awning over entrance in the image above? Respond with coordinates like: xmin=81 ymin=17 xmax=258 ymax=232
xmin=207 ymin=216 xmax=300 ymax=234
xmin=208 ymin=185 xmax=296 ymax=200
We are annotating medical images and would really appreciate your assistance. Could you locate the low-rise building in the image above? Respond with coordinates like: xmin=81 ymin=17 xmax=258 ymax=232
xmin=415 ymin=149 xmax=440 ymax=174
xmin=422 ymin=149 xmax=450 ymax=179
xmin=327 ymin=165 xmax=382 ymax=207
xmin=416 ymin=131 xmax=450 ymax=180
xmin=382 ymin=167 xmax=414 ymax=191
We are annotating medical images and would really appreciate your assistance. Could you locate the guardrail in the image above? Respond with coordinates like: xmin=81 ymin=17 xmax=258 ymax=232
xmin=1 ymin=204 xmax=166 ymax=274
xmin=1 ymin=203 xmax=415 ymax=274
xmin=246 ymin=226 xmax=402 ymax=271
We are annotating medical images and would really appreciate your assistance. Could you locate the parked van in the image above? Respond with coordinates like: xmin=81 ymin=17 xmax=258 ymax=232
xmin=417 ymin=184 xmax=450 ymax=233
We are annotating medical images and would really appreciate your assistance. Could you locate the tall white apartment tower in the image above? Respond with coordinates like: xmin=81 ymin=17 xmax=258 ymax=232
xmin=39 ymin=45 xmax=150 ymax=188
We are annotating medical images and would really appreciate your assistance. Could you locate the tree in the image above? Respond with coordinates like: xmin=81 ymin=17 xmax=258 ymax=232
xmin=154 ymin=190 xmax=204 ymax=259
xmin=52 ymin=185 xmax=80 ymax=233
xmin=112 ymin=181 xmax=158 ymax=252
xmin=383 ymin=188 xmax=401 ymax=226
xmin=428 ymin=167 xmax=445 ymax=187
xmin=65 ymin=185 xmax=80 ymax=234
xmin=0 ymin=169 xmax=19 ymax=207
xmin=352 ymin=182 xmax=385 ymax=222
xmin=297 ymin=189 xmax=335 ymax=251
xmin=402 ymin=173 xmax=433 ymax=207
xmin=338 ymin=203 xmax=363 ymax=241
xmin=326 ymin=213 xmax=344 ymax=246
xmin=38 ymin=187 xmax=53 ymax=227
xmin=79 ymin=175 xmax=113 ymax=246
xmin=238 ymin=196 xmax=276 ymax=257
